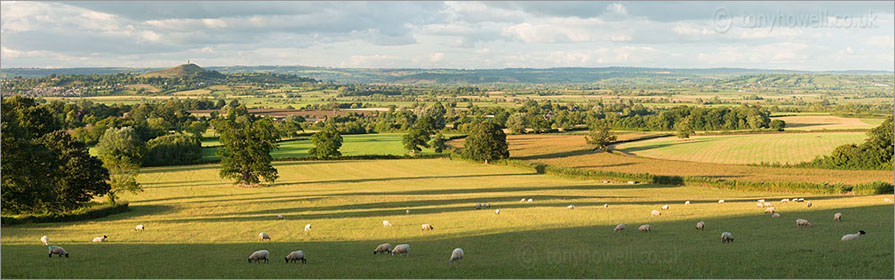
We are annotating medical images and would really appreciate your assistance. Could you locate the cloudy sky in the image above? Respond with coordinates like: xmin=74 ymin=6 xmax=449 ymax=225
xmin=1 ymin=1 xmax=893 ymax=70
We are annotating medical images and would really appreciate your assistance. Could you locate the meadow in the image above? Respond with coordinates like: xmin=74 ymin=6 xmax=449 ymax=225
xmin=1 ymin=159 xmax=892 ymax=278
xmin=614 ymin=132 xmax=868 ymax=165
xmin=772 ymin=115 xmax=884 ymax=131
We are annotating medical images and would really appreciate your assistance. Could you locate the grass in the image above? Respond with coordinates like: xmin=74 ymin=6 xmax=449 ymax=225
xmin=1 ymin=159 xmax=892 ymax=278
xmin=201 ymin=133 xmax=434 ymax=160
xmin=773 ymin=115 xmax=882 ymax=131
xmin=614 ymin=132 xmax=868 ymax=165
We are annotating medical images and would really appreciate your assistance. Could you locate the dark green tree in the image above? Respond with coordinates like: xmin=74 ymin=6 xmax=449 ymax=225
xmin=462 ymin=121 xmax=509 ymax=163
xmin=430 ymin=131 xmax=447 ymax=153
xmin=309 ymin=125 xmax=343 ymax=159
xmin=402 ymin=128 xmax=431 ymax=155
xmin=144 ymin=132 xmax=203 ymax=166
xmin=218 ymin=117 xmax=280 ymax=185
xmin=96 ymin=127 xmax=145 ymax=204
xmin=585 ymin=121 xmax=617 ymax=152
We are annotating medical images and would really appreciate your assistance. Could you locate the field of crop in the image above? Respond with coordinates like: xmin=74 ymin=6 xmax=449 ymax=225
xmin=614 ymin=132 xmax=868 ymax=165
xmin=202 ymin=133 xmax=433 ymax=160
xmin=449 ymin=134 xmax=893 ymax=185
xmin=2 ymin=159 xmax=892 ymax=278
xmin=774 ymin=115 xmax=883 ymax=131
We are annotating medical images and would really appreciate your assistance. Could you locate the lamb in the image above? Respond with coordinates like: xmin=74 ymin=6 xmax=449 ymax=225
xmin=568 ymin=204 xmax=575 ymax=210
xmin=833 ymin=213 xmax=842 ymax=221
xmin=92 ymin=235 xmax=107 ymax=243
xmin=807 ymin=201 xmax=813 ymax=208
xmin=258 ymin=232 xmax=271 ymax=241
xmin=721 ymin=232 xmax=734 ymax=243
xmin=638 ymin=224 xmax=651 ymax=232
xmin=650 ymin=210 xmax=661 ymax=217
xmin=40 ymin=235 xmax=49 ymax=246
xmin=449 ymin=248 xmax=464 ymax=265
xmin=391 ymin=244 xmax=410 ymax=256
xmin=696 ymin=221 xmax=705 ymax=230
xmin=771 ymin=213 xmax=781 ymax=218
xmin=796 ymin=219 xmax=812 ymax=227
xmin=277 ymin=214 xmax=284 ymax=220
xmin=661 ymin=205 xmax=669 ymax=210
xmin=285 ymin=250 xmax=307 ymax=263
xmin=495 ymin=209 xmax=500 ymax=215
xmin=135 ymin=224 xmax=145 ymax=231
xmin=421 ymin=224 xmax=434 ymax=231
xmin=383 ymin=220 xmax=393 ymax=227
xmin=248 ymin=250 xmax=269 ymax=263
xmin=841 ymin=230 xmax=866 ymax=241
xmin=684 ymin=201 xmax=690 ymax=205
xmin=48 ymin=245 xmax=68 ymax=258
xmin=718 ymin=200 xmax=725 ymax=204
xmin=764 ymin=207 xmax=776 ymax=214
xmin=373 ymin=243 xmax=392 ymax=255
xmin=304 ymin=224 xmax=312 ymax=232
xmin=613 ymin=223 xmax=626 ymax=232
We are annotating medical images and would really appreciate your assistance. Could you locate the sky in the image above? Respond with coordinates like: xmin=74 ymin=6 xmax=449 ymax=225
xmin=1 ymin=1 xmax=893 ymax=71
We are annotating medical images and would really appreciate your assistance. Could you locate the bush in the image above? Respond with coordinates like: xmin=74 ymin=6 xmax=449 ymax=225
xmin=853 ymin=181 xmax=895 ymax=195
xmin=144 ymin=133 xmax=202 ymax=166
xmin=1 ymin=202 xmax=129 ymax=225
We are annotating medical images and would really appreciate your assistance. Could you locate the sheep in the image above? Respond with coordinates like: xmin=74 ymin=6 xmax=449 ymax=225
xmin=807 ymin=201 xmax=813 ymax=208
xmin=833 ymin=213 xmax=842 ymax=221
xmin=757 ymin=199 xmax=765 ymax=203
xmin=604 ymin=203 xmax=609 ymax=208
xmin=696 ymin=221 xmax=705 ymax=230
xmin=391 ymin=244 xmax=410 ymax=256
xmin=421 ymin=224 xmax=434 ymax=231
xmin=661 ymin=205 xmax=669 ymax=210
xmin=527 ymin=198 xmax=533 ymax=203
xmin=764 ymin=207 xmax=776 ymax=214
xmin=601 ymin=180 xmax=611 ymax=184
xmin=474 ymin=204 xmax=482 ymax=210
xmin=885 ymin=198 xmax=892 ymax=203
xmin=841 ymin=230 xmax=866 ymax=241
xmin=495 ymin=209 xmax=500 ymax=215
xmin=248 ymin=250 xmax=269 ymax=263
xmin=638 ymin=224 xmax=651 ymax=232
xmin=373 ymin=243 xmax=392 ymax=255
xmin=277 ymin=214 xmax=284 ymax=220
xmin=40 ymin=235 xmax=49 ymax=246
xmin=684 ymin=201 xmax=690 ymax=205
xmin=383 ymin=220 xmax=392 ymax=227
xmin=796 ymin=219 xmax=812 ymax=227
xmin=650 ymin=210 xmax=661 ymax=217
xmin=520 ymin=198 xmax=527 ymax=202
xmin=92 ymin=235 xmax=107 ymax=243
xmin=721 ymin=232 xmax=734 ymax=243
xmin=718 ymin=200 xmax=725 ymax=204
xmin=763 ymin=202 xmax=772 ymax=207
xmin=48 ymin=245 xmax=68 ymax=258
xmin=613 ymin=223 xmax=626 ymax=232
xmin=135 ymin=224 xmax=145 ymax=231
xmin=568 ymin=204 xmax=575 ymax=210
xmin=258 ymin=232 xmax=271 ymax=241
xmin=771 ymin=213 xmax=781 ymax=218
xmin=781 ymin=198 xmax=789 ymax=203
xmin=449 ymin=248 xmax=464 ymax=265
xmin=627 ymin=181 xmax=637 ymax=184
xmin=304 ymin=224 xmax=312 ymax=232
xmin=406 ymin=209 xmax=411 ymax=215
xmin=755 ymin=202 xmax=763 ymax=208
xmin=484 ymin=203 xmax=491 ymax=208
xmin=797 ymin=198 xmax=805 ymax=202
xmin=285 ymin=250 xmax=306 ymax=263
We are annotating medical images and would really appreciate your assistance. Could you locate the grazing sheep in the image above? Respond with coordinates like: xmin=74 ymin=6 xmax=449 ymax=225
xmin=757 ymin=199 xmax=765 ymax=203
xmin=721 ymin=232 xmax=734 ymax=243
xmin=764 ymin=207 xmax=776 ymax=214
xmin=771 ymin=213 xmax=781 ymax=218
xmin=796 ymin=219 xmax=812 ymax=227
xmin=718 ymin=200 xmax=725 ymax=204
xmin=285 ymin=250 xmax=307 ymax=263
xmin=527 ymin=198 xmax=533 ymax=203
xmin=391 ymin=244 xmax=410 ymax=256
xmin=601 ymin=180 xmax=610 ymax=184
xmin=258 ymin=232 xmax=271 ymax=241
xmin=484 ymin=203 xmax=490 ymax=208
xmin=833 ymin=213 xmax=842 ymax=221
xmin=781 ymin=198 xmax=789 ymax=203
xmin=638 ymin=224 xmax=651 ymax=232
xmin=383 ymin=220 xmax=392 ymax=227
xmin=603 ymin=204 xmax=609 ymax=208
xmin=763 ymin=202 xmax=772 ymax=207
xmin=797 ymin=198 xmax=805 ymax=202
xmin=807 ymin=201 xmax=813 ymax=208
xmin=373 ymin=243 xmax=392 ymax=255
xmin=841 ymin=230 xmax=866 ymax=241
xmin=92 ymin=235 xmax=107 ymax=243
xmin=48 ymin=245 xmax=68 ymax=258
xmin=421 ymin=224 xmax=434 ymax=231
xmin=627 ymin=181 xmax=637 ymax=184
xmin=474 ymin=204 xmax=481 ymax=210
xmin=661 ymin=205 xmax=669 ymax=210
xmin=304 ymin=224 xmax=312 ymax=232
xmin=40 ymin=235 xmax=49 ymax=246
xmin=755 ymin=202 xmax=763 ymax=208
xmin=696 ymin=221 xmax=705 ymax=230
xmin=248 ymin=250 xmax=269 ymax=263
xmin=520 ymin=198 xmax=527 ymax=202
xmin=406 ymin=209 xmax=411 ymax=215
xmin=651 ymin=210 xmax=661 ymax=217
xmin=568 ymin=204 xmax=575 ymax=210
xmin=614 ymin=224 xmax=626 ymax=232
xmin=135 ymin=224 xmax=145 ymax=231
xmin=684 ymin=201 xmax=690 ymax=205
xmin=885 ymin=198 xmax=892 ymax=203
xmin=495 ymin=209 xmax=501 ymax=215
xmin=277 ymin=214 xmax=283 ymax=220
xmin=449 ymin=248 xmax=464 ymax=265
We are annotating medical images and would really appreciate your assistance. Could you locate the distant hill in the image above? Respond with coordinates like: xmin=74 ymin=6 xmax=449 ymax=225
xmin=139 ymin=63 xmax=224 ymax=79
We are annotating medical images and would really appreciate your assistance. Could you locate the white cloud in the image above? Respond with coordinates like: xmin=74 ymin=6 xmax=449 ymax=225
xmin=430 ymin=52 xmax=445 ymax=62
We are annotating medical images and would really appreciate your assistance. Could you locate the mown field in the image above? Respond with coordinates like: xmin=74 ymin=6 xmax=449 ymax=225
xmin=449 ymin=134 xmax=893 ymax=185
xmin=773 ymin=115 xmax=884 ymax=131
xmin=2 ymin=159 xmax=892 ymax=278
xmin=201 ymin=134 xmax=436 ymax=160
xmin=614 ymin=132 xmax=868 ymax=165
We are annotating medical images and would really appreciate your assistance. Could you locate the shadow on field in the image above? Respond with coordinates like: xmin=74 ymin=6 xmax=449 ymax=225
xmin=3 ymin=205 xmax=891 ymax=278
xmin=96 ymin=205 xmax=176 ymax=222
xmin=141 ymin=164 xmax=219 ymax=174
xmin=269 ymin=173 xmax=539 ymax=187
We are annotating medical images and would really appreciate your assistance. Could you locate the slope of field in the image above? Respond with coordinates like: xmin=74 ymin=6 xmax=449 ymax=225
xmin=449 ymin=134 xmax=892 ymax=185
xmin=202 ymin=133 xmax=428 ymax=159
xmin=614 ymin=132 xmax=868 ymax=165
xmin=774 ymin=115 xmax=882 ymax=131
xmin=2 ymin=159 xmax=892 ymax=278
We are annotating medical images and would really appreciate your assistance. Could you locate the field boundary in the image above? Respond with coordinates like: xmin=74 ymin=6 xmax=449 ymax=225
xmin=1 ymin=202 xmax=129 ymax=226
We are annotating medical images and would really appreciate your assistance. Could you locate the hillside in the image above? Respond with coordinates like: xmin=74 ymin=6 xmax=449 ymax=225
xmin=138 ymin=63 xmax=224 ymax=79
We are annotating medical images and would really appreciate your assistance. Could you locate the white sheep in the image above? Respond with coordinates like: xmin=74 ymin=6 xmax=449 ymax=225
xmin=807 ymin=201 xmax=812 ymax=208
xmin=661 ymin=205 xmax=669 ymax=210
xmin=248 ymin=250 xmax=269 ymax=263
xmin=627 ymin=181 xmax=637 ymax=184
xmin=718 ymin=200 xmax=725 ymax=204
xmin=601 ymin=180 xmax=610 ymax=184
xmin=421 ymin=224 xmax=434 ymax=231
xmin=92 ymin=235 xmax=107 ymax=243
xmin=48 ymin=245 xmax=68 ymax=258
xmin=258 ymin=232 xmax=271 ymax=241
xmin=721 ymin=232 xmax=734 ymax=243
xmin=797 ymin=198 xmax=805 ymax=202
xmin=304 ymin=224 xmax=312 ymax=232
xmin=614 ymin=224 xmax=626 ymax=232
xmin=833 ymin=213 xmax=842 ymax=221
xmin=520 ymin=198 xmax=526 ymax=202
xmin=406 ymin=209 xmax=411 ymax=214
xmin=391 ymin=244 xmax=410 ymax=256
xmin=373 ymin=243 xmax=392 ymax=255
xmin=650 ymin=210 xmax=661 ymax=217
xmin=696 ymin=221 xmax=705 ymax=230
xmin=755 ymin=202 xmax=763 ymax=208
xmin=763 ymin=202 xmax=772 ymax=207
xmin=764 ymin=207 xmax=776 ymax=214
xmin=285 ymin=250 xmax=306 ymax=263
xmin=796 ymin=219 xmax=812 ymax=227
xmin=781 ymin=198 xmax=789 ymax=203
xmin=604 ymin=203 xmax=609 ymax=208
xmin=527 ymin=198 xmax=533 ymax=203
xmin=383 ymin=220 xmax=393 ymax=227
xmin=568 ymin=204 xmax=575 ymax=210
xmin=449 ymin=248 xmax=464 ymax=265
xmin=684 ymin=201 xmax=690 ymax=205
xmin=484 ymin=203 xmax=490 ymax=208
xmin=885 ymin=198 xmax=892 ymax=203
xmin=40 ymin=235 xmax=49 ymax=246
xmin=495 ymin=209 xmax=500 ymax=215
xmin=638 ymin=224 xmax=651 ymax=232
xmin=135 ymin=224 xmax=145 ymax=231
xmin=841 ymin=230 xmax=866 ymax=241
xmin=771 ymin=213 xmax=781 ymax=218
xmin=474 ymin=204 xmax=482 ymax=210
xmin=277 ymin=214 xmax=284 ymax=220
xmin=757 ymin=199 xmax=765 ymax=203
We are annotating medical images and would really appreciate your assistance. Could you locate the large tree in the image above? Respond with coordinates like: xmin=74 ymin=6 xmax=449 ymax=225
xmin=402 ymin=128 xmax=430 ymax=155
xmin=217 ymin=117 xmax=280 ymax=185
xmin=96 ymin=127 xmax=145 ymax=204
xmin=462 ymin=121 xmax=509 ymax=163
xmin=585 ymin=121 xmax=617 ymax=152
xmin=309 ymin=125 xmax=343 ymax=159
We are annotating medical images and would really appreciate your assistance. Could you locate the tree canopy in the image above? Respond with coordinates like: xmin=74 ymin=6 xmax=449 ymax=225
xmin=96 ymin=126 xmax=145 ymax=204
xmin=217 ymin=112 xmax=281 ymax=185
xmin=462 ymin=121 xmax=509 ymax=163
xmin=309 ymin=125 xmax=343 ymax=159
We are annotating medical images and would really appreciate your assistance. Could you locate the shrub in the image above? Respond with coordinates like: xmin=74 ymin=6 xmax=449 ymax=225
xmin=1 ymin=202 xmax=129 ymax=225
xmin=853 ymin=181 xmax=895 ymax=195
xmin=144 ymin=133 xmax=202 ymax=166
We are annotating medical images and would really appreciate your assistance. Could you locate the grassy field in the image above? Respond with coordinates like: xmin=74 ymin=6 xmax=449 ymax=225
xmin=202 ymin=133 xmax=432 ymax=160
xmin=449 ymin=134 xmax=893 ymax=185
xmin=2 ymin=159 xmax=892 ymax=278
xmin=773 ymin=115 xmax=883 ymax=131
xmin=614 ymin=132 xmax=868 ymax=165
